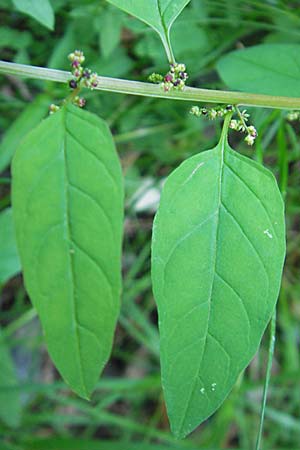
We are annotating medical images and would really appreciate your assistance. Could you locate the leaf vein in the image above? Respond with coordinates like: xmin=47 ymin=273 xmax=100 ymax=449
xmin=224 ymin=161 xmax=277 ymax=240
xmin=71 ymin=239 xmax=114 ymax=306
xmin=69 ymin=182 xmax=113 ymax=233
xmin=221 ymin=201 xmax=269 ymax=281
xmin=66 ymin=127 xmax=118 ymax=191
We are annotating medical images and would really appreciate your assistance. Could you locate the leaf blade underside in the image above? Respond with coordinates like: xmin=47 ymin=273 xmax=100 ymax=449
xmin=151 ymin=130 xmax=286 ymax=438
xmin=12 ymin=104 xmax=123 ymax=399
xmin=106 ymin=0 xmax=191 ymax=60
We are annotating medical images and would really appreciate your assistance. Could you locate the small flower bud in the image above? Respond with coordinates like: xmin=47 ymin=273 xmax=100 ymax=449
xmin=83 ymin=69 xmax=91 ymax=79
xmin=179 ymin=71 xmax=188 ymax=80
xmin=49 ymin=104 xmax=60 ymax=114
xmin=162 ymin=81 xmax=173 ymax=92
xmin=248 ymin=125 xmax=257 ymax=137
xmin=148 ymin=73 xmax=164 ymax=83
xmin=245 ymin=134 xmax=255 ymax=146
xmin=69 ymin=79 xmax=77 ymax=89
xmin=209 ymin=109 xmax=217 ymax=120
xmin=73 ymin=67 xmax=83 ymax=78
xmin=190 ymin=106 xmax=201 ymax=116
xmin=177 ymin=63 xmax=186 ymax=72
xmin=164 ymin=73 xmax=173 ymax=83
xmin=230 ymin=119 xmax=238 ymax=130
xmin=74 ymin=96 xmax=86 ymax=108
xmin=287 ymin=111 xmax=299 ymax=121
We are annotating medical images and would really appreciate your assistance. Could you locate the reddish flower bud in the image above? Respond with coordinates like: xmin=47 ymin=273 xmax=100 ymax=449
xmin=164 ymin=74 xmax=173 ymax=82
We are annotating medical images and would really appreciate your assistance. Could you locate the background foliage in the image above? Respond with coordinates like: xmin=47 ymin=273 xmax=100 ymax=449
xmin=0 ymin=0 xmax=300 ymax=449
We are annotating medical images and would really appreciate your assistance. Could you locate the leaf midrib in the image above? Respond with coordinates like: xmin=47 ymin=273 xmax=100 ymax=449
xmin=62 ymin=109 xmax=88 ymax=397
xmin=177 ymin=136 xmax=227 ymax=436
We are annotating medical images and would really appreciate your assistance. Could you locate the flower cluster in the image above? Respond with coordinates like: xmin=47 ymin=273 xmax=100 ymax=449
xmin=229 ymin=110 xmax=257 ymax=146
xmin=68 ymin=50 xmax=98 ymax=92
xmin=149 ymin=63 xmax=188 ymax=92
xmin=190 ymin=105 xmax=233 ymax=119
xmin=48 ymin=51 xmax=99 ymax=114
xmin=190 ymin=105 xmax=257 ymax=146
xmin=287 ymin=110 xmax=300 ymax=121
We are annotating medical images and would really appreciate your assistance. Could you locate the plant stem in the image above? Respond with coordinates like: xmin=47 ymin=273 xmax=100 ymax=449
xmin=1 ymin=60 xmax=300 ymax=110
xmin=3 ymin=308 xmax=37 ymax=338
xmin=255 ymin=309 xmax=276 ymax=450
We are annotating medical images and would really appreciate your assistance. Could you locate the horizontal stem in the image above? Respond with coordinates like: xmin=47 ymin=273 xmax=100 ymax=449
xmin=1 ymin=60 xmax=300 ymax=110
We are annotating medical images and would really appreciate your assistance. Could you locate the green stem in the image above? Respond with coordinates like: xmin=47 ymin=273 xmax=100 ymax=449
xmin=235 ymin=106 xmax=251 ymax=134
xmin=3 ymin=308 xmax=37 ymax=338
xmin=1 ymin=60 xmax=300 ymax=110
xmin=221 ymin=111 xmax=233 ymax=143
xmin=255 ymin=309 xmax=277 ymax=450
xmin=0 ymin=177 xmax=11 ymax=184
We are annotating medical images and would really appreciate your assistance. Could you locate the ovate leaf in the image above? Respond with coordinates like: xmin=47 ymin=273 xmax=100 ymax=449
xmin=151 ymin=119 xmax=286 ymax=438
xmin=217 ymin=44 xmax=300 ymax=97
xmin=12 ymin=104 xmax=123 ymax=399
xmin=0 ymin=208 xmax=21 ymax=286
xmin=106 ymin=0 xmax=191 ymax=61
xmin=0 ymin=330 xmax=21 ymax=428
xmin=12 ymin=0 xmax=55 ymax=30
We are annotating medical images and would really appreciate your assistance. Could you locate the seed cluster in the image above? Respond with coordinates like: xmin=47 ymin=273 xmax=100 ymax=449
xmin=149 ymin=63 xmax=188 ymax=92
xmin=190 ymin=105 xmax=258 ymax=146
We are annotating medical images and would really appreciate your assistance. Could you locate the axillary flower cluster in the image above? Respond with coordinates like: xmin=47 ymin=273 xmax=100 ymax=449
xmin=49 ymin=50 xmax=98 ymax=114
xmin=149 ymin=63 xmax=188 ymax=92
xmin=190 ymin=105 xmax=258 ymax=146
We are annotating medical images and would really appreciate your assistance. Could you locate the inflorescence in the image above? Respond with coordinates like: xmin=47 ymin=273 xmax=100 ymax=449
xmin=49 ymin=50 xmax=98 ymax=114
xmin=149 ymin=63 xmax=188 ymax=92
xmin=190 ymin=105 xmax=258 ymax=146
xmin=287 ymin=110 xmax=300 ymax=121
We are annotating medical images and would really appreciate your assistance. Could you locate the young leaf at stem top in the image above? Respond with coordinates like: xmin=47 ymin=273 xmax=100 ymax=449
xmin=106 ymin=0 xmax=191 ymax=63
xmin=12 ymin=104 xmax=124 ymax=399
xmin=151 ymin=114 xmax=286 ymax=438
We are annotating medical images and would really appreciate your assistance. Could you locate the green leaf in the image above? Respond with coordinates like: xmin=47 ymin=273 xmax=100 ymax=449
xmin=106 ymin=0 xmax=191 ymax=62
xmin=0 ymin=95 xmax=50 ymax=173
xmin=12 ymin=104 xmax=124 ymax=399
xmin=97 ymin=6 xmax=123 ymax=59
xmin=23 ymin=438 xmax=194 ymax=450
xmin=0 ymin=208 xmax=21 ymax=286
xmin=0 ymin=330 xmax=21 ymax=428
xmin=151 ymin=116 xmax=286 ymax=438
xmin=12 ymin=0 xmax=55 ymax=30
xmin=217 ymin=44 xmax=300 ymax=97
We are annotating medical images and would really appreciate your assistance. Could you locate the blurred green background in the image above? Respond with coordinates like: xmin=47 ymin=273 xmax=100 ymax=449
xmin=0 ymin=1 xmax=300 ymax=449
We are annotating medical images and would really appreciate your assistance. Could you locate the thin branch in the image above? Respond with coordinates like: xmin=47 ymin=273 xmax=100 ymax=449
xmin=255 ymin=309 xmax=277 ymax=450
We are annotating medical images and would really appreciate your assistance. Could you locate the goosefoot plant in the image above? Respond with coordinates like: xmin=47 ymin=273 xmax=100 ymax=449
xmin=3 ymin=0 xmax=300 ymax=445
